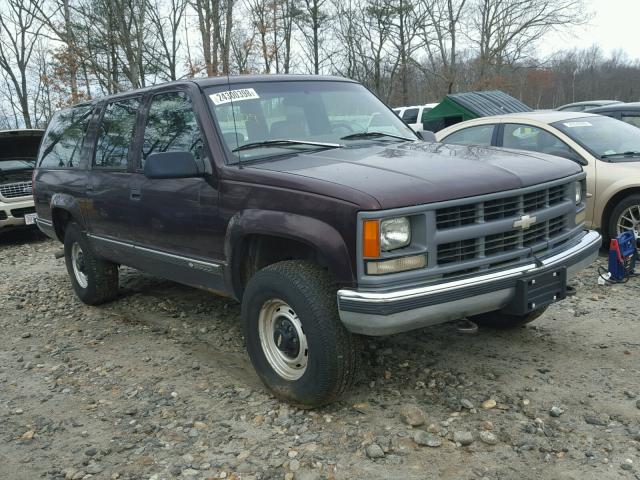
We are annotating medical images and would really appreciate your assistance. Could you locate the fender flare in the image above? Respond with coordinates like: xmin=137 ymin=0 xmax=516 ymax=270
xmin=224 ymin=209 xmax=355 ymax=297
xmin=49 ymin=193 xmax=87 ymax=241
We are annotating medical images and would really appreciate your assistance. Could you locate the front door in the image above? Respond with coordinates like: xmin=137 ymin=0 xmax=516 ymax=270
xmin=128 ymin=89 xmax=225 ymax=291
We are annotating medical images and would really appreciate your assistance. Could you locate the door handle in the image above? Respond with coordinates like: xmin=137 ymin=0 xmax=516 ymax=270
xmin=130 ymin=187 xmax=141 ymax=200
xmin=86 ymin=184 xmax=94 ymax=192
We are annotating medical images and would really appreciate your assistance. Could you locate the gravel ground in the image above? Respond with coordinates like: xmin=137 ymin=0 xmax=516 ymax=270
xmin=1 ymin=229 xmax=639 ymax=480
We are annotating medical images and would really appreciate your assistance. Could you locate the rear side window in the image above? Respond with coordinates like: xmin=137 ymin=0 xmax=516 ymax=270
xmin=621 ymin=114 xmax=640 ymax=129
xmin=93 ymin=98 xmax=141 ymax=169
xmin=141 ymin=91 xmax=203 ymax=168
xmin=442 ymin=124 xmax=495 ymax=146
xmin=38 ymin=105 xmax=93 ymax=168
xmin=402 ymin=108 xmax=419 ymax=123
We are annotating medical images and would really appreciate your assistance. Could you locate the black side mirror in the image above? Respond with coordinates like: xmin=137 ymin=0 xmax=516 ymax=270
xmin=416 ymin=130 xmax=437 ymax=142
xmin=144 ymin=151 xmax=201 ymax=179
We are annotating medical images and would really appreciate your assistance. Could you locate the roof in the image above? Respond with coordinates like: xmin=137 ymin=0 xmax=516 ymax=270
xmin=447 ymin=90 xmax=532 ymax=116
xmin=585 ymin=102 xmax=640 ymax=113
xmin=63 ymin=75 xmax=356 ymax=107
xmin=491 ymin=111 xmax=599 ymax=124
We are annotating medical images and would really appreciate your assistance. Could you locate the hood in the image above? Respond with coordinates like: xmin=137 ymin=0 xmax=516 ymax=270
xmin=0 ymin=129 xmax=44 ymax=162
xmin=251 ymin=142 xmax=582 ymax=209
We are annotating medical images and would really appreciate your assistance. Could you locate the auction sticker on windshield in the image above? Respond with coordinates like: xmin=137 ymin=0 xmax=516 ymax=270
xmin=210 ymin=88 xmax=260 ymax=105
xmin=563 ymin=121 xmax=593 ymax=128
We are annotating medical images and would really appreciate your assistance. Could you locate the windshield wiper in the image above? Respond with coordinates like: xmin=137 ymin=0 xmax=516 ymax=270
xmin=340 ymin=131 xmax=415 ymax=142
xmin=601 ymin=151 xmax=640 ymax=159
xmin=232 ymin=139 xmax=343 ymax=153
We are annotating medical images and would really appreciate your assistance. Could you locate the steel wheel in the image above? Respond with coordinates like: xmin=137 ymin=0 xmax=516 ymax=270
xmin=71 ymin=242 xmax=88 ymax=288
xmin=258 ymin=298 xmax=308 ymax=381
xmin=616 ymin=203 xmax=640 ymax=241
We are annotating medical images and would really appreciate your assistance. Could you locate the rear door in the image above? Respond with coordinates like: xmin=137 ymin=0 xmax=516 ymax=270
xmin=84 ymin=96 xmax=141 ymax=252
xmin=127 ymin=88 xmax=225 ymax=290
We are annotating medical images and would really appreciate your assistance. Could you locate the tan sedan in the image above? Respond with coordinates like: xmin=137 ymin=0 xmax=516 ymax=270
xmin=436 ymin=111 xmax=640 ymax=242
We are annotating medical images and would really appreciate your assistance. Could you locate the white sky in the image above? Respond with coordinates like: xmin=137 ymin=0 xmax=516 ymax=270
xmin=539 ymin=0 xmax=640 ymax=60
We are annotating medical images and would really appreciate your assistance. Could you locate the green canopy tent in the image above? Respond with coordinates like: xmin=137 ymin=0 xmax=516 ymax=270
xmin=420 ymin=90 xmax=532 ymax=132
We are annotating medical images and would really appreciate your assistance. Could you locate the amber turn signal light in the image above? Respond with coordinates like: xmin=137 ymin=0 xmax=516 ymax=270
xmin=363 ymin=219 xmax=380 ymax=258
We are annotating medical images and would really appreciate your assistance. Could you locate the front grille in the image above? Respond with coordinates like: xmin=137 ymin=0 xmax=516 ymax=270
xmin=10 ymin=207 xmax=35 ymax=218
xmin=0 ymin=181 xmax=32 ymax=199
xmin=434 ymin=182 xmax=574 ymax=273
xmin=436 ymin=184 xmax=567 ymax=229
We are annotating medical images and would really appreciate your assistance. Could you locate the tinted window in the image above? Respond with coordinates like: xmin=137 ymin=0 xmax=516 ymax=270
xmin=442 ymin=125 xmax=494 ymax=146
xmin=503 ymin=124 xmax=575 ymax=159
xmin=93 ymin=98 xmax=140 ymax=169
xmin=38 ymin=105 xmax=92 ymax=168
xmin=141 ymin=91 xmax=203 ymax=167
xmin=621 ymin=114 xmax=640 ymax=129
xmin=402 ymin=108 xmax=419 ymax=123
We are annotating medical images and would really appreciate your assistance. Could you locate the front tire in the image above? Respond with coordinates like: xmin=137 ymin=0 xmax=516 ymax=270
xmin=241 ymin=260 xmax=359 ymax=408
xmin=607 ymin=194 xmax=640 ymax=246
xmin=469 ymin=306 xmax=548 ymax=329
xmin=64 ymin=222 xmax=119 ymax=305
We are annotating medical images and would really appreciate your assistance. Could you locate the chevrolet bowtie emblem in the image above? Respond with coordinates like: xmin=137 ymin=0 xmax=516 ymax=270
xmin=513 ymin=214 xmax=536 ymax=230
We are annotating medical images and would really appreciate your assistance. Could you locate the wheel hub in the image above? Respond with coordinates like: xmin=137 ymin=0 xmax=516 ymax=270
xmin=258 ymin=299 xmax=308 ymax=381
xmin=616 ymin=204 xmax=640 ymax=248
xmin=71 ymin=242 xmax=89 ymax=288
xmin=273 ymin=318 xmax=300 ymax=358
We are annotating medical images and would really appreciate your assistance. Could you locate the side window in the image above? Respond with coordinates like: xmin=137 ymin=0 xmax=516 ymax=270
xmin=442 ymin=125 xmax=495 ymax=146
xmin=93 ymin=98 xmax=140 ymax=169
xmin=38 ymin=105 xmax=93 ymax=168
xmin=621 ymin=114 xmax=640 ymax=129
xmin=141 ymin=91 xmax=203 ymax=168
xmin=503 ymin=124 xmax=575 ymax=158
xmin=402 ymin=108 xmax=419 ymax=124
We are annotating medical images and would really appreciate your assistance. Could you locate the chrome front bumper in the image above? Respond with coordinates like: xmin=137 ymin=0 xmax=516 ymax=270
xmin=337 ymin=230 xmax=601 ymax=336
xmin=0 ymin=197 xmax=35 ymax=230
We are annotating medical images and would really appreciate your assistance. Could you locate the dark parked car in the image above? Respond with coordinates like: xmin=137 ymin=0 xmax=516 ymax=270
xmin=1 ymin=129 xmax=44 ymax=231
xmin=34 ymin=76 xmax=601 ymax=407
xmin=556 ymin=100 xmax=622 ymax=112
xmin=585 ymin=102 xmax=640 ymax=128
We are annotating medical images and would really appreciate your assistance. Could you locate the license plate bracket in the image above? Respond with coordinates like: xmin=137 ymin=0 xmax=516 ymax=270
xmin=503 ymin=267 xmax=567 ymax=316
xmin=24 ymin=213 xmax=37 ymax=225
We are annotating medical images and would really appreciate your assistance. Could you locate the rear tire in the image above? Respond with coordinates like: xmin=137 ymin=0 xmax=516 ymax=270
xmin=64 ymin=222 xmax=119 ymax=305
xmin=469 ymin=306 xmax=548 ymax=329
xmin=241 ymin=260 xmax=359 ymax=408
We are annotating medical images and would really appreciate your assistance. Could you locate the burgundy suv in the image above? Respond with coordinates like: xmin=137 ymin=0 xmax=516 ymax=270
xmin=33 ymin=75 xmax=601 ymax=407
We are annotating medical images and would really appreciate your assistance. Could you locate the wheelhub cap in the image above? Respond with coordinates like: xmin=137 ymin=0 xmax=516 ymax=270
xmin=616 ymin=204 xmax=640 ymax=246
xmin=258 ymin=299 xmax=308 ymax=381
xmin=71 ymin=242 xmax=88 ymax=288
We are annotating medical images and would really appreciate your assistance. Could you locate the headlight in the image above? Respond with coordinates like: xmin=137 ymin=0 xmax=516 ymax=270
xmin=380 ymin=216 xmax=411 ymax=251
xmin=575 ymin=181 xmax=583 ymax=205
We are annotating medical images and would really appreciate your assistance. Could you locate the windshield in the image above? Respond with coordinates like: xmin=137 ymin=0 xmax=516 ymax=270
xmin=0 ymin=159 xmax=36 ymax=171
xmin=205 ymin=80 xmax=416 ymax=163
xmin=552 ymin=116 xmax=640 ymax=159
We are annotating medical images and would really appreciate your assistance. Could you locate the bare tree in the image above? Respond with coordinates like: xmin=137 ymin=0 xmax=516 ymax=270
xmin=417 ymin=0 xmax=468 ymax=93
xmin=0 ymin=0 xmax=45 ymax=127
xmin=148 ymin=0 xmax=188 ymax=81
xmin=294 ymin=0 xmax=329 ymax=74
xmin=474 ymin=0 xmax=588 ymax=82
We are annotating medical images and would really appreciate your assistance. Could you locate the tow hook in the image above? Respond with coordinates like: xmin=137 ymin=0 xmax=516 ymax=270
xmin=456 ymin=318 xmax=479 ymax=334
